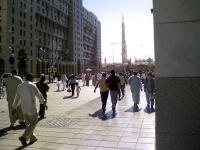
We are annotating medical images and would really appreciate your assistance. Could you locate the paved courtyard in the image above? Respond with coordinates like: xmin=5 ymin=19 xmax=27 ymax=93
xmin=0 ymin=81 xmax=155 ymax=150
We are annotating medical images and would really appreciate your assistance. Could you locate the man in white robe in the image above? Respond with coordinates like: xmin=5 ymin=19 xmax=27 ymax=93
xmin=5 ymin=70 xmax=24 ymax=128
xmin=128 ymin=71 xmax=142 ymax=108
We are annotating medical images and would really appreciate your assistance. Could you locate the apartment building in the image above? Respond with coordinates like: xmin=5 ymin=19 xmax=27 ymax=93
xmin=0 ymin=0 xmax=101 ymax=76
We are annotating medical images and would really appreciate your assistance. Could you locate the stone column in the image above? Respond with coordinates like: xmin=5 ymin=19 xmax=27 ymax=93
xmin=44 ymin=61 xmax=47 ymax=75
xmin=63 ymin=64 xmax=66 ymax=73
xmin=154 ymin=0 xmax=200 ymax=149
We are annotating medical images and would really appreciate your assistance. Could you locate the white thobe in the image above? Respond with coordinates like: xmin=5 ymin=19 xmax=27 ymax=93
xmin=128 ymin=75 xmax=142 ymax=104
xmin=12 ymin=81 xmax=45 ymax=115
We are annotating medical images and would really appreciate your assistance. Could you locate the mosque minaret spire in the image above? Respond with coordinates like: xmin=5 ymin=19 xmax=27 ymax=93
xmin=121 ymin=14 xmax=127 ymax=63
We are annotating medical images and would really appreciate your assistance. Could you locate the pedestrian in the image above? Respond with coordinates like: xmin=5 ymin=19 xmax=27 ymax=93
xmin=56 ymin=74 xmax=61 ymax=91
xmin=92 ymin=74 xmax=97 ymax=86
xmin=146 ymin=71 xmax=155 ymax=103
xmin=85 ymin=73 xmax=90 ymax=86
xmin=94 ymin=73 xmax=108 ymax=113
xmin=128 ymin=70 xmax=142 ymax=108
xmin=81 ymin=73 xmax=85 ymax=86
xmin=12 ymin=73 xmax=48 ymax=146
xmin=97 ymin=72 xmax=102 ymax=80
xmin=118 ymin=72 xmax=125 ymax=99
xmin=65 ymin=74 xmax=69 ymax=88
xmin=69 ymin=74 xmax=76 ymax=96
xmin=105 ymin=70 xmax=120 ymax=112
xmin=61 ymin=73 xmax=66 ymax=91
xmin=75 ymin=82 xmax=81 ymax=97
xmin=5 ymin=70 xmax=25 ymax=128
xmin=48 ymin=74 xmax=51 ymax=84
xmin=36 ymin=76 xmax=49 ymax=119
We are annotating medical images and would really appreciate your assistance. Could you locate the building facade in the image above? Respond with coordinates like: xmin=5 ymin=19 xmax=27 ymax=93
xmin=0 ymin=0 xmax=101 ymax=76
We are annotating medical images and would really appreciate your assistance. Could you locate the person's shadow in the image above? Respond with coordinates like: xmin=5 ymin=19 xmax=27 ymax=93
xmin=125 ymin=105 xmax=142 ymax=113
xmin=63 ymin=95 xmax=73 ymax=99
xmin=0 ymin=124 xmax=26 ymax=137
xmin=144 ymin=106 xmax=155 ymax=114
xmin=88 ymin=109 xmax=102 ymax=118
xmin=88 ymin=109 xmax=117 ymax=121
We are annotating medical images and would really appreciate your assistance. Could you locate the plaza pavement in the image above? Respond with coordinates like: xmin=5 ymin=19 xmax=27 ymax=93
xmin=0 ymin=81 xmax=155 ymax=150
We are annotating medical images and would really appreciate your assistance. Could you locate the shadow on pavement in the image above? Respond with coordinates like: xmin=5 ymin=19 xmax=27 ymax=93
xmin=100 ymin=111 xmax=117 ymax=121
xmin=71 ymin=96 xmax=78 ymax=99
xmin=13 ymin=124 xmax=26 ymax=130
xmin=144 ymin=106 xmax=155 ymax=114
xmin=14 ymin=145 xmax=28 ymax=150
xmin=0 ymin=127 xmax=10 ymax=137
xmin=0 ymin=124 xmax=26 ymax=137
xmin=125 ymin=106 xmax=142 ymax=113
xmin=63 ymin=96 xmax=73 ymax=99
xmin=88 ymin=109 xmax=102 ymax=117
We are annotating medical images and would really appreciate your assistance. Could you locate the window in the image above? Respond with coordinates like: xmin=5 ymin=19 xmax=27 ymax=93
xmin=30 ymin=7 xmax=32 ymax=13
xmin=20 ymin=20 xmax=22 ymax=26
xmin=0 ymin=36 xmax=1 ymax=43
xmin=24 ymin=13 xmax=26 ymax=18
xmin=20 ymin=30 xmax=22 ymax=36
xmin=30 ymin=41 xmax=32 ymax=47
xmin=20 ymin=11 xmax=22 ymax=17
xmin=30 ymin=24 xmax=32 ymax=29
xmin=30 ymin=0 xmax=33 ymax=4
xmin=12 ymin=37 xmax=14 ymax=43
xmin=12 ymin=8 xmax=14 ymax=14
xmin=12 ymin=17 xmax=14 ymax=24
xmin=24 ymin=22 xmax=26 ymax=27
xmin=24 ymin=31 xmax=26 ymax=36
xmin=30 ymin=33 xmax=32 ymax=38
xmin=12 ymin=0 xmax=14 ymax=4
xmin=0 ymin=46 xmax=1 ymax=53
xmin=20 ymin=2 xmax=22 ymax=8
xmin=24 ymin=40 xmax=26 ymax=45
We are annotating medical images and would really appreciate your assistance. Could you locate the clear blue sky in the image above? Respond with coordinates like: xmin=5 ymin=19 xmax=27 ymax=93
xmin=83 ymin=0 xmax=154 ymax=63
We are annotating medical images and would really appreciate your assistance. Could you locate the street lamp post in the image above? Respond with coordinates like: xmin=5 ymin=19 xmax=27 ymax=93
xmin=111 ymin=43 xmax=115 ymax=69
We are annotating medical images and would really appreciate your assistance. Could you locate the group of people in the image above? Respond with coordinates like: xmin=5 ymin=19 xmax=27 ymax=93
xmin=3 ymin=69 xmax=155 ymax=146
xmin=94 ymin=69 xmax=155 ymax=112
xmin=5 ymin=70 xmax=48 ymax=146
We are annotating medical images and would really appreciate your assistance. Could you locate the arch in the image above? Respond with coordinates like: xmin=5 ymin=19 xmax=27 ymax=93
xmin=66 ymin=64 xmax=69 ymax=73
xmin=18 ymin=50 xmax=27 ymax=76
xmin=59 ymin=63 xmax=62 ymax=74
xmin=0 ymin=58 xmax=5 ymax=74
xmin=77 ymin=59 xmax=81 ymax=74
xmin=36 ymin=61 xmax=40 ymax=77
xmin=42 ymin=61 xmax=45 ymax=74
xmin=46 ymin=62 xmax=50 ymax=74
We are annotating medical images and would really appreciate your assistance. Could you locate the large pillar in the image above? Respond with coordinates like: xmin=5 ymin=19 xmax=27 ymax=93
xmin=154 ymin=0 xmax=200 ymax=149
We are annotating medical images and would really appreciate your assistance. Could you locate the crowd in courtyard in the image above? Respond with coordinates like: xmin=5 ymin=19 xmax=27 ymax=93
xmin=0 ymin=69 xmax=155 ymax=146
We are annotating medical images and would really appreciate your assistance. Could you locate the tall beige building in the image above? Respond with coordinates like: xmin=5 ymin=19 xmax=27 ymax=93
xmin=0 ymin=0 xmax=101 ymax=76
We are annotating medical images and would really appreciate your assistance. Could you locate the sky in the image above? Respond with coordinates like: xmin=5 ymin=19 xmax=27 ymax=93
xmin=83 ymin=0 xmax=154 ymax=63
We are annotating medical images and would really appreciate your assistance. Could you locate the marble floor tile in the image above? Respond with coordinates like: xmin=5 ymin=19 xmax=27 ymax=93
xmin=98 ymin=141 xmax=118 ymax=148
xmin=117 ymin=142 xmax=136 ymax=149
xmin=81 ymin=139 xmax=101 ymax=146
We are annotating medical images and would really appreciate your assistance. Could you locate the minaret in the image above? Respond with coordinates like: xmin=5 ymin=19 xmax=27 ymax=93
xmin=121 ymin=14 xmax=127 ymax=63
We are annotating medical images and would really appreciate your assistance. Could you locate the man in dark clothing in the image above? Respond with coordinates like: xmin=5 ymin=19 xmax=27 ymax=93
xmin=106 ymin=70 xmax=120 ymax=112
xmin=36 ymin=76 xmax=49 ymax=119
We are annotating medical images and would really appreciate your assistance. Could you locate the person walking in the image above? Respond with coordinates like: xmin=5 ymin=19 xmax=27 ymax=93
xmin=36 ymin=76 xmax=49 ymax=119
xmin=128 ymin=70 xmax=142 ymax=108
xmin=75 ymin=82 xmax=81 ymax=97
xmin=12 ymin=73 xmax=48 ymax=146
xmin=61 ymin=73 xmax=66 ymax=91
xmin=85 ymin=73 xmax=90 ymax=86
xmin=69 ymin=74 xmax=76 ymax=96
xmin=105 ymin=70 xmax=120 ymax=112
xmin=94 ymin=73 xmax=109 ymax=112
xmin=81 ymin=73 xmax=85 ymax=86
xmin=5 ymin=70 xmax=25 ymax=128
xmin=118 ymin=72 xmax=125 ymax=99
